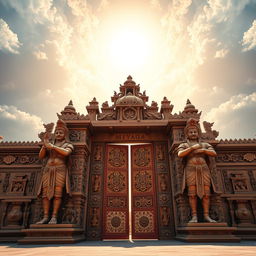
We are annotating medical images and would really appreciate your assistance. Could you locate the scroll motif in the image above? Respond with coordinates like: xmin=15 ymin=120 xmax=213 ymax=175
xmin=134 ymin=170 xmax=152 ymax=192
xmin=108 ymin=148 xmax=126 ymax=167
xmin=134 ymin=148 xmax=151 ymax=167
xmin=107 ymin=171 xmax=126 ymax=192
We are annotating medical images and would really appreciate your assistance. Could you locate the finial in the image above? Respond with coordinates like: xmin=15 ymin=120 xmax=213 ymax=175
xmin=186 ymin=99 xmax=191 ymax=105
xmin=68 ymin=100 xmax=73 ymax=106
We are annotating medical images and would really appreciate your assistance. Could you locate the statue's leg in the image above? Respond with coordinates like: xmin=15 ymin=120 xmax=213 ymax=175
xmin=48 ymin=186 xmax=63 ymax=224
xmin=188 ymin=185 xmax=198 ymax=223
xmin=36 ymin=194 xmax=50 ymax=224
xmin=202 ymin=185 xmax=216 ymax=223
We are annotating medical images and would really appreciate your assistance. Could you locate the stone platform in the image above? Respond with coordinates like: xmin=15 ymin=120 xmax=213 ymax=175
xmin=175 ymin=222 xmax=240 ymax=242
xmin=18 ymin=224 xmax=85 ymax=244
xmin=1 ymin=240 xmax=256 ymax=256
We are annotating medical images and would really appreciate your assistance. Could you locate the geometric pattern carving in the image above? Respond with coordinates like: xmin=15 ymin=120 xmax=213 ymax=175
xmin=134 ymin=211 xmax=154 ymax=233
xmin=106 ymin=211 xmax=126 ymax=233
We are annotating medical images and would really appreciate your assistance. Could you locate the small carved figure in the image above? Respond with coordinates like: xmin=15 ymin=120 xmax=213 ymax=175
xmin=36 ymin=119 xmax=73 ymax=224
xmin=91 ymin=208 xmax=99 ymax=227
xmin=177 ymin=118 xmax=217 ymax=223
xmin=161 ymin=206 xmax=169 ymax=226
xmin=93 ymin=175 xmax=100 ymax=192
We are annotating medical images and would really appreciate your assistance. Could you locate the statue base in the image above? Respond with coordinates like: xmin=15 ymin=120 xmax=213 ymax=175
xmin=0 ymin=228 xmax=24 ymax=242
xmin=235 ymin=225 xmax=256 ymax=240
xmin=175 ymin=222 xmax=240 ymax=242
xmin=18 ymin=224 xmax=85 ymax=244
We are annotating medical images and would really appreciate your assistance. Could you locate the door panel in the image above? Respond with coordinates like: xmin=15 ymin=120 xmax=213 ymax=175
xmin=131 ymin=144 xmax=158 ymax=239
xmin=103 ymin=145 xmax=129 ymax=239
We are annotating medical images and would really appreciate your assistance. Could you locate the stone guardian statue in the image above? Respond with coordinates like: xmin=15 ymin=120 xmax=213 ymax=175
xmin=36 ymin=119 xmax=73 ymax=224
xmin=177 ymin=118 xmax=217 ymax=223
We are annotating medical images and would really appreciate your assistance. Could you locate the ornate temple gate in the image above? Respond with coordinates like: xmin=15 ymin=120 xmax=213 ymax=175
xmin=102 ymin=144 xmax=158 ymax=239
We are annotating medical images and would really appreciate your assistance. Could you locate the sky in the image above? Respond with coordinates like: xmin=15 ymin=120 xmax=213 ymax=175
xmin=0 ymin=0 xmax=255 ymax=142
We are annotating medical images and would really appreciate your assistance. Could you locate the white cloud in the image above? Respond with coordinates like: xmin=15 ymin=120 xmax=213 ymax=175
xmin=204 ymin=92 xmax=256 ymax=139
xmin=0 ymin=105 xmax=44 ymax=141
xmin=33 ymin=50 xmax=48 ymax=60
xmin=0 ymin=18 xmax=21 ymax=54
xmin=242 ymin=19 xmax=256 ymax=51
xmin=215 ymin=48 xmax=229 ymax=58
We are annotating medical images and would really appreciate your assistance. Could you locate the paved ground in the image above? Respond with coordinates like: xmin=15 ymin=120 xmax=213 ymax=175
xmin=0 ymin=240 xmax=256 ymax=256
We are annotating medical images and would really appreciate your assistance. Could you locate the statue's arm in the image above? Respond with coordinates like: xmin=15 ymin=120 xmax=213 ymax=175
xmin=196 ymin=143 xmax=217 ymax=157
xmin=45 ymin=143 xmax=73 ymax=156
xmin=39 ymin=146 xmax=47 ymax=159
xmin=53 ymin=145 xmax=73 ymax=156
xmin=177 ymin=143 xmax=201 ymax=158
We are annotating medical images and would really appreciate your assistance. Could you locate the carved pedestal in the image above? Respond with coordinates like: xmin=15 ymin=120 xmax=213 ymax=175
xmin=175 ymin=222 xmax=240 ymax=242
xmin=19 ymin=224 xmax=85 ymax=244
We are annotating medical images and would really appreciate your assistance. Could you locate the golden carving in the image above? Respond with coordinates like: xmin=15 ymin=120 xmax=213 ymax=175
xmin=134 ymin=211 xmax=154 ymax=233
xmin=106 ymin=211 xmax=126 ymax=233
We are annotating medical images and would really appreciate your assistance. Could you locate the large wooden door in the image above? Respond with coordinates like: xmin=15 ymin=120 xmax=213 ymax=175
xmin=131 ymin=144 xmax=158 ymax=239
xmin=103 ymin=145 xmax=129 ymax=239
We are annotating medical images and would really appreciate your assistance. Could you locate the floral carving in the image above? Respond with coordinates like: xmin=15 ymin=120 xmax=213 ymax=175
xmin=107 ymin=171 xmax=126 ymax=192
xmin=108 ymin=148 xmax=126 ymax=167
xmin=3 ymin=155 xmax=16 ymax=164
xmin=134 ymin=148 xmax=150 ymax=167
xmin=134 ymin=170 xmax=152 ymax=192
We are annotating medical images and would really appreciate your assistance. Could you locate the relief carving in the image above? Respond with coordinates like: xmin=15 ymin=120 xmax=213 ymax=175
xmin=90 ymin=208 xmax=99 ymax=227
xmin=107 ymin=171 xmax=126 ymax=192
xmin=92 ymin=175 xmax=101 ymax=193
xmin=107 ymin=197 xmax=126 ymax=208
xmin=134 ymin=211 xmax=154 ymax=233
xmin=108 ymin=148 xmax=126 ymax=167
xmin=134 ymin=196 xmax=153 ymax=208
xmin=160 ymin=206 xmax=170 ymax=226
xmin=69 ymin=130 xmax=81 ymax=142
xmin=123 ymin=107 xmax=137 ymax=120
xmin=8 ymin=174 xmax=28 ymax=195
xmin=3 ymin=155 xmax=16 ymax=165
xmin=156 ymin=145 xmax=165 ymax=161
xmin=134 ymin=170 xmax=152 ymax=192
xmin=106 ymin=211 xmax=126 ymax=233
xmin=134 ymin=148 xmax=150 ymax=167
xmin=94 ymin=145 xmax=102 ymax=161
xmin=159 ymin=174 xmax=168 ymax=192
xmin=230 ymin=173 xmax=250 ymax=193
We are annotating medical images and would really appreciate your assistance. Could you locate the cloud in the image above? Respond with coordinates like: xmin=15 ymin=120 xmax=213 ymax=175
xmin=242 ymin=19 xmax=256 ymax=51
xmin=0 ymin=18 xmax=21 ymax=54
xmin=0 ymin=105 xmax=44 ymax=141
xmin=204 ymin=92 xmax=256 ymax=139
xmin=215 ymin=48 xmax=229 ymax=58
xmin=33 ymin=50 xmax=48 ymax=60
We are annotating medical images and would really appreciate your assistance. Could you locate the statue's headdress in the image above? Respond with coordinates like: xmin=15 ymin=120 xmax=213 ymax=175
xmin=184 ymin=118 xmax=201 ymax=138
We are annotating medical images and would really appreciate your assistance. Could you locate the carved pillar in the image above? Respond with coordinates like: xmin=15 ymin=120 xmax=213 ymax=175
xmin=154 ymin=142 xmax=175 ymax=239
xmin=86 ymin=143 xmax=105 ymax=240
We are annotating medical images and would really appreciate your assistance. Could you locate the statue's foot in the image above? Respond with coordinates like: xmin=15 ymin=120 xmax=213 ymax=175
xmin=36 ymin=217 xmax=49 ymax=224
xmin=48 ymin=217 xmax=57 ymax=224
xmin=189 ymin=215 xmax=198 ymax=223
xmin=204 ymin=215 xmax=216 ymax=223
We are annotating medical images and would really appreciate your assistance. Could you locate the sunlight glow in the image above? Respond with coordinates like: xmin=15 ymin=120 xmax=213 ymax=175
xmin=107 ymin=27 xmax=153 ymax=72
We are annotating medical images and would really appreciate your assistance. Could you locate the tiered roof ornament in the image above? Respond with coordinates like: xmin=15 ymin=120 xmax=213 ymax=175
xmin=171 ymin=99 xmax=201 ymax=119
xmin=57 ymin=100 xmax=89 ymax=120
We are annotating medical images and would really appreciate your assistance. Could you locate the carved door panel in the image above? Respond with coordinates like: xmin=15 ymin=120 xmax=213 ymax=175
xmin=131 ymin=144 xmax=158 ymax=239
xmin=103 ymin=145 xmax=129 ymax=239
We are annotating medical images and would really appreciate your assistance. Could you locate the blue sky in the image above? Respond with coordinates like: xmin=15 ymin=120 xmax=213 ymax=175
xmin=0 ymin=0 xmax=256 ymax=141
